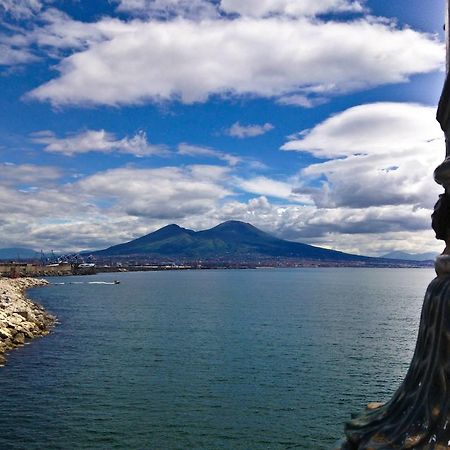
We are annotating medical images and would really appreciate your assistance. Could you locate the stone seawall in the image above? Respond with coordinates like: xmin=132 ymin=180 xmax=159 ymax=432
xmin=0 ymin=263 xmax=73 ymax=277
xmin=0 ymin=277 xmax=56 ymax=366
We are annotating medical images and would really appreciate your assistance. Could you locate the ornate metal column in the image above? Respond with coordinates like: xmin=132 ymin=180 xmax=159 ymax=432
xmin=335 ymin=3 xmax=450 ymax=449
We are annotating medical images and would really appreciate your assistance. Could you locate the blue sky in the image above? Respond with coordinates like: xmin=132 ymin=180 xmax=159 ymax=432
xmin=0 ymin=0 xmax=447 ymax=255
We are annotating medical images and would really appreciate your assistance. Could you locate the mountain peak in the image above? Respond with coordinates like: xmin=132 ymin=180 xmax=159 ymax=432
xmin=210 ymin=220 xmax=259 ymax=232
xmin=90 ymin=220 xmax=371 ymax=263
xmin=143 ymin=223 xmax=194 ymax=239
xmin=199 ymin=220 xmax=274 ymax=243
xmin=160 ymin=224 xmax=182 ymax=231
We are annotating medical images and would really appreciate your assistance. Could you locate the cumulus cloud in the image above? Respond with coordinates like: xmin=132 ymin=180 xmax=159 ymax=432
xmin=282 ymin=102 xmax=441 ymax=158
xmin=220 ymin=0 xmax=364 ymax=18
xmin=276 ymin=94 xmax=328 ymax=108
xmin=235 ymin=176 xmax=312 ymax=204
xmin=0 ymin=163 xmax=234 ymax=250
xmin=0 ymin=43 xmax=37 ymax=65
xmin=77 ymin=165 xmax=232 ymax=219
xmin=31 ymin=129 xmax=167 ymax=157
xmin=0 ymin=162 xmax=62 ymax=186
xmin=0 ymin=182 xmax=92 ymax=250
xmin=0 ymin=8 xmax=129 ymax=65
xmin=26 ymin=16 xmax=443 ymax=106
xmin=0 ymin=0 xmax=42 ymax=18
xmin=281 ymin=102 xmax=443 ymax=210
xmin=0 ymin=105 xmax=444 ymax=256
xmin=0 ymin=3 xmax=444 ymax=255
xmin=116 ymin=0 xmax=219 ymax=19
xmin=29 ymin=8 xmax=136 ymax=50
xmin=104 ymin=185 xmax=442 ymax=254
xmin=209 ymin=196 xmax=440 ymax=255
xmin=0 ymin=162 xmax=441 ymax=255
xmin=178 ymin=143 xmax=241 ymax=165
xmin=227 ymin=122 xmax=274 ymax=138
xmin=115 ymin=0 xmax=364 ymax=19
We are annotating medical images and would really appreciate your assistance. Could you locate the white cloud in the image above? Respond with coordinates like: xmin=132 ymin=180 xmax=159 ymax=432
xmin=32 ymin=129 xmax=167 ymax=157
xmin=0 ymin=42 xmax=37 ymax=65
xmin=0 ymin=161 xmax=441 ymax=255
xmin=0 ymin=8 xmax=131 ymax=64
xmin=0 ymin=0 xmax=42 ymax=18
xmin=77 ymin=165 xmax=233 ymax=219
xmin=276 ymin=94 xmax=328 ymax=108
xmin=209 ymin=196 xmax=440 ymax=255
xmin=178 ymin=143 xmax=241 ymax=165
xmin=220 ymin=0 xmax=364 ymax=18
xmin=30 ymin=9 xmax=135 ymax=50
xmin=0 ymin=163 xmax=235 ymax=250
xmin=235 ymin=176 xmax=313 ymax=204
xmin=115 ymin=0 xmax=364 ymax=19
xmin=227 ymin=122 xmax=274 ymax=138
xmin=116 ymin=0 xmax=218 ymax=19
xmin=0 ymin=162 xmax=61 ymax=186
xmin=282 ymin=102 xmax=443 ymax=210
xmin=26 ymin=16 xmax=443 ymax=106
xmin=0 ymin=103 xmax=444 ymax=256
xmin=237 ymin=177 xmax=293 ymax=199
xmin=282 ymin=102 xmax=441 ymax=158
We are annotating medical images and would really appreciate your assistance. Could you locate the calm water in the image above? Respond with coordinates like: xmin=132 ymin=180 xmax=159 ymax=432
xmin=0 ymin=268 xmax=435 ymax=449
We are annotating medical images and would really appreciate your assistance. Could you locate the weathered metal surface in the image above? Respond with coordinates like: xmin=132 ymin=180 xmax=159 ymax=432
xmin=338 ymin=276 xmax=450 ymax=449
xmin=447 ymin=0 xmax=450 ymax=73
xmin=433 ymin=71 xmax=450 ymax=246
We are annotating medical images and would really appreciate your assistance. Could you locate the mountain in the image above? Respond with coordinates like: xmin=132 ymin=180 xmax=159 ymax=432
xmin=381 ymin=251 xmax=437 ymax=261
xmin=0 ymin=247 xmax=38 ymax=260
xmin=91 ymin=224 xmax=197 ymax=257
xmin=90 ymin=220 xmax=374 ymax=263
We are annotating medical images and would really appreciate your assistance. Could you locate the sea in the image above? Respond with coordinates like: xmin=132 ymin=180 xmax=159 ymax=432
xmin=0 ymin=268 xmax=435 ymax=449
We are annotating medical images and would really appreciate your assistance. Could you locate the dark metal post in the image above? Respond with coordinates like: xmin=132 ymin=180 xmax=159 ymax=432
xmin=447 ymin=0 xmax=449 ymax=73
xmin=336 ymin=3 xmax=450 ymax=448
xmin=433 ymin=0 xmax=450 ymax=266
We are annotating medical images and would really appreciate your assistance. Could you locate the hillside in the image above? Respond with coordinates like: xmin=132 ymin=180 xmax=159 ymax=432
xmin=381 ymin=251 xmax=437 ymax=261
xmin=0 ymin=247 xmax=38 ymax=260
xmin=90 ymin=220 xmax=373 ymax=262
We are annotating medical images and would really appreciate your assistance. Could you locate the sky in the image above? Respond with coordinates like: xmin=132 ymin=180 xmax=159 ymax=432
xmin=0 ymin=0 xmax=447 ymax=256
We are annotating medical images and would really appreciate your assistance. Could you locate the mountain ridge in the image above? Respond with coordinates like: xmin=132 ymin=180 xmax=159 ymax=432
xmin=89 ymin=220 xmax=374 ymax=262
xmin=0 ymin=247 xmax=38 ymax=260
xmin=381 ymin=251 xmax=437 ymax=261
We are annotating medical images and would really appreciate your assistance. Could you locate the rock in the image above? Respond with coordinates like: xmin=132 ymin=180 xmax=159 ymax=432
xmin=366 ymin=402 xmax=384 ymax=410
xmin=0 ymin=327 xmax=12 ymax=339
xmin=24 ymin=330 xmax=35 ymax=339
xmin=13 ymin=332 xmax=25 ymax=345
xmin=3 ymin=338 xmax=13 ymax=350
xmin=0 ymin=277 xmax=55 ymax=366
xmin=15 ymin=310 xmax=30 ymax=320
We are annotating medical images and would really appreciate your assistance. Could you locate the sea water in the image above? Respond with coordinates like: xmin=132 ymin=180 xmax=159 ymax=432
xmin=0 ymin=268 xmax=434 ymax=449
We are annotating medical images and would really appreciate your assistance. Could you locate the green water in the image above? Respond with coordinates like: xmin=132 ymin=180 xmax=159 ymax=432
xmin=0 ymin=268 xmax=434 ymax=449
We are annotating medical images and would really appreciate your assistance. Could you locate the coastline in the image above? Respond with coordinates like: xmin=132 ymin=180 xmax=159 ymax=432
xmin=0 ymin=277 xmax=56 ymax=367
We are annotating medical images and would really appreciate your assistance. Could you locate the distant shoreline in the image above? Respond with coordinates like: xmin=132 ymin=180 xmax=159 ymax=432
xmin=92 ymin=261 xmax=435 ymax=273
xmin=0 ymin=260 xmax=436 ymax=278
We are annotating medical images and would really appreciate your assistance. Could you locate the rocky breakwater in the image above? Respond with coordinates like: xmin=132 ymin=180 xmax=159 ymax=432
xmin=0 ymin=277 xmax=55 ymax=366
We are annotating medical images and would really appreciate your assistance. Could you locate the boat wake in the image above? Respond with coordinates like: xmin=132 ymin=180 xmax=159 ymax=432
xmin=51 ymin=281 xmax=120 ymax=285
